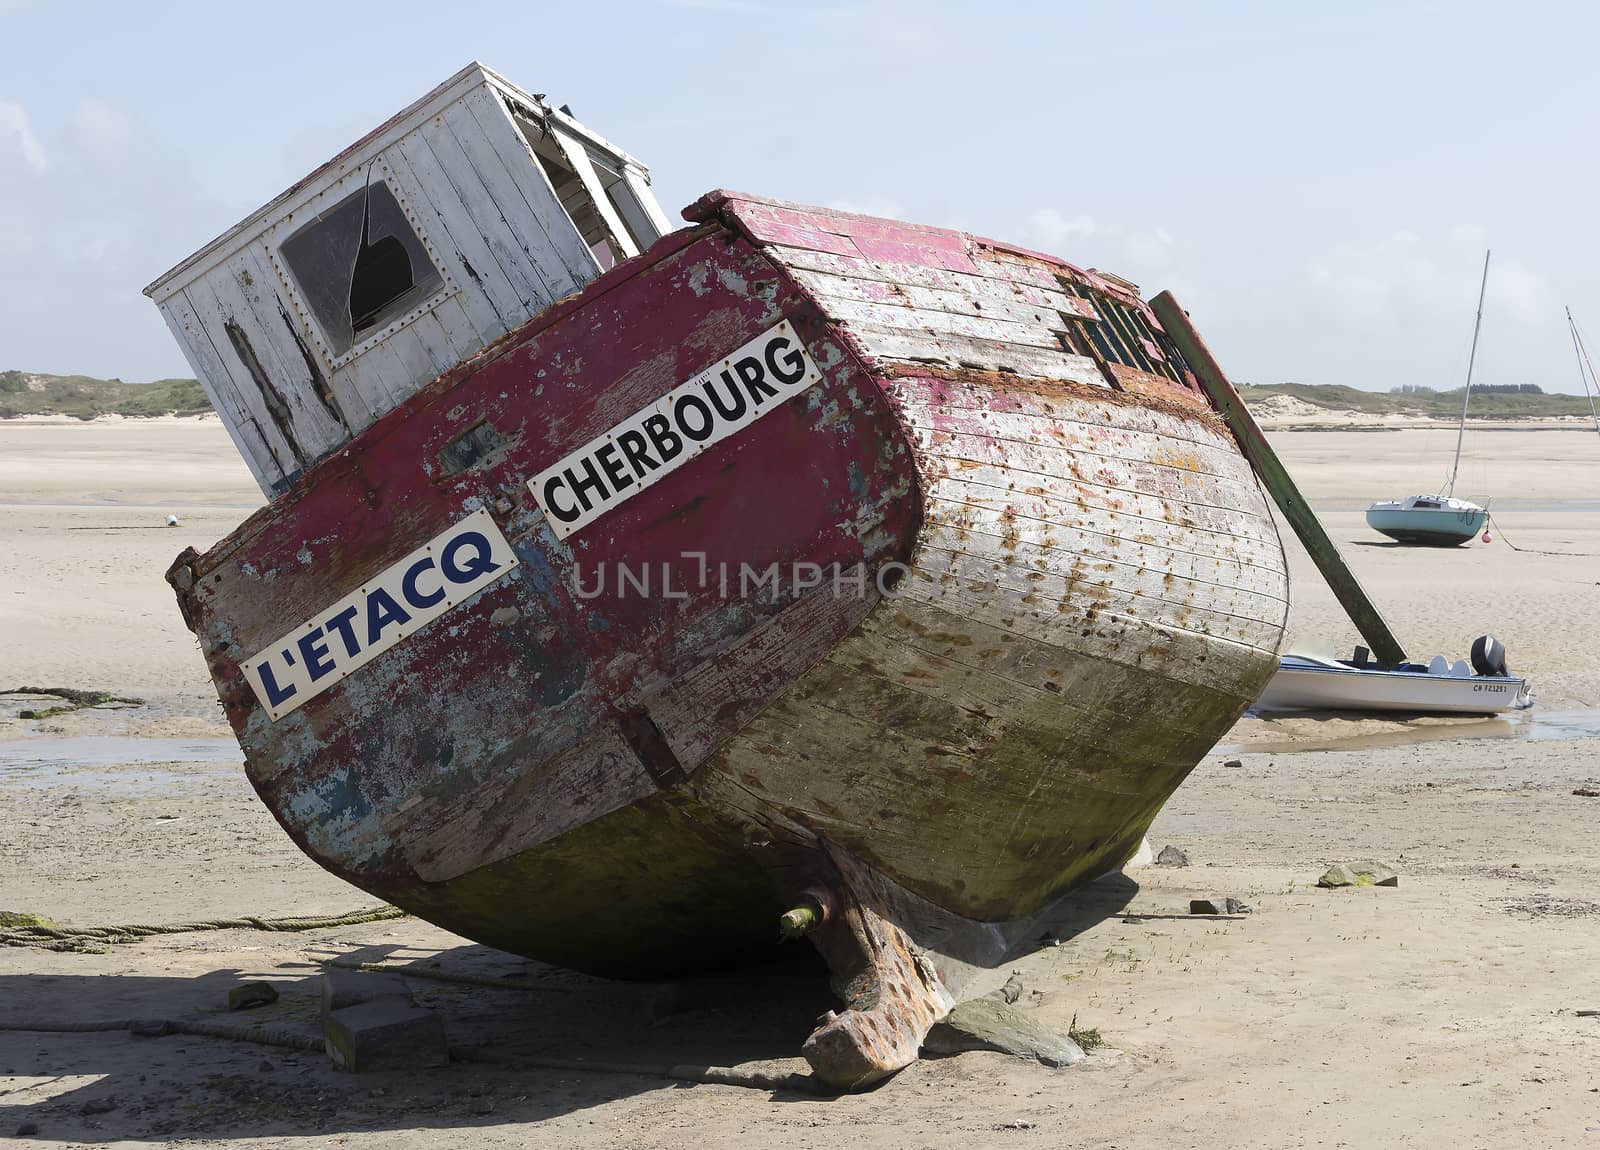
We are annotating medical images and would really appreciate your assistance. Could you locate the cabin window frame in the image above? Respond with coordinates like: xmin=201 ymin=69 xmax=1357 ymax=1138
xmin=265 ymin=159 xmax=456 ymax=372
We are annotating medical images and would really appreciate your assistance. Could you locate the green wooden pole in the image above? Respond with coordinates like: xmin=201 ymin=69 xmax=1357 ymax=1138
xmin=1149 ymin=291 xmax=1408 ymax=669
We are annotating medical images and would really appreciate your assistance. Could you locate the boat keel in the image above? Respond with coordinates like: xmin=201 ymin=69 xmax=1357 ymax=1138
xmin=799 ymin=846 xmax=955 ymax=1090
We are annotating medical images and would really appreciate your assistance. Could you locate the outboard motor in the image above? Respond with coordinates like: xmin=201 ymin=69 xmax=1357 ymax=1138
xmin=1470 ymin=634 xmax=1509 ymax=677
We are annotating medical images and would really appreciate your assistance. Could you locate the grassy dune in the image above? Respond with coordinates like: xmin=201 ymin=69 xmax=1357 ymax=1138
xmin=1238 ymin=381 xmax=1597 ymax=419
xmin=0 ymin=371 xmax=211 ymax=418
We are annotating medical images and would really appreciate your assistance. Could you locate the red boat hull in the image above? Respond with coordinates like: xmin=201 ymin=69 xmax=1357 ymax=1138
xmin=170 ymin=195 xmax=1288 ymax=980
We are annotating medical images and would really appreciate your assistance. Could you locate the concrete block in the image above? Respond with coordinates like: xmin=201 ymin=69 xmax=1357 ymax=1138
xmin=320 ymin=969 xmax=414 ymax=1017
xmin=323 ymin=1000 xmax=447 ymax=1073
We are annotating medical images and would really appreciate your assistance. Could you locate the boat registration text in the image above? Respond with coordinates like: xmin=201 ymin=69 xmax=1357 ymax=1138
xmin=241 ymin=509 xmax=520 ymax=720
xmin=529 ymin=321 xmax=823 ymax=539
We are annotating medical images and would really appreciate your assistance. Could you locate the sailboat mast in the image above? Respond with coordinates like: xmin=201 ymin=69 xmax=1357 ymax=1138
xmin=1446 ymin=249 xmax=1491 ymax=499
xmin=1566 ymin=307 xmax=1600 ymax=437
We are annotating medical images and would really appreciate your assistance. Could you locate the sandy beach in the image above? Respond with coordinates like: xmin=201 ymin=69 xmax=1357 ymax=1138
xmin=3 ymin=416 xmax=1599 ymax=1147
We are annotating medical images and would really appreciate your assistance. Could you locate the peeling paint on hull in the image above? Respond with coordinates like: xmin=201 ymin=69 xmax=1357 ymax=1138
xmin=169 ymin=193 xmax=1289 ymax=983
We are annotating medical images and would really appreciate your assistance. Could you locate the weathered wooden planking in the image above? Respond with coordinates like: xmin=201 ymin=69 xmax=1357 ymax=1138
xmin=918 ymin=487 xmax=1287 ymax=599
xmin=800 ymin=294 xmax=1073 ymax=352
xmin=642 ymin=573 xmax=886 ymax=769
xmin=914 ymin=445 xmax=1282 ymax=549
xmin=616 ymin=164 xmax=674 ymax=244
xmin=225 ymin=246 xmax=363 ymax=447
xmin=181 ymin=278 xmax=310 ymax=478
xmin=918 ymin=468 xmax=1286 ymax=573
xmin=788 ymin=265 xmax=1098 ymax=332
xmin=381 ymin=142 xmax=511 ymax=344
xmin=909 ymin=535 xmax=1286 ymax=651
xmin=456 ymin=88 xmax=598 ymax=296
xmin=879 ymin=374 xmax=1225 ymax=452
xmin=769 ymin=244 xmax=1113 ymax=382
xmin=548 ymin=125 xmax=640 ymax=261
xmin=421 ymin=111 xmax=551 ymax=314
xmin=158 ymin=295 xmax=283 ymax=494
xmin=729 ymin=200 xmax=980 ymax=273
xmin=911 ymin=436 xmax=1272 ymax=537
xmin=406 ymin=303 xmax=476 ymax=381
xmin=835 ymin=322 xmax=1106 ymax=382
xmin=333 ymin=332 xmax=406 ymax=414
xmin=897 ymin=397 xmax=1256 ymax=480
xmin=912 ymin=435 xmax=1272 ymax=532
xmin=401 ymin=721 xmax=660 ymax=883
xmin=891 ymin=560 xmax=1278 ymax=689
xmin=207 ymin=259 xmax=339 ymax=456
xmin=908 ymin=426 xmax=1275 ymax=542
xmin=853 ymin=591 xmax=1266 ymax=713
xmin=375 ymin=324 xmax=447 ymax=395
xmin=752 ymin=234 xmax=1107 ymax=331
xmin=695 ymin=589 xmax=1264 ymax=921
xmin=148 ymin=65 xmax=674 ymax=498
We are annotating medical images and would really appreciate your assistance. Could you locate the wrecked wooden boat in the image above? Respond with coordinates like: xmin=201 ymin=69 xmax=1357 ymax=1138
xmin=146 ymin=63 xmax=1290 ymax=1088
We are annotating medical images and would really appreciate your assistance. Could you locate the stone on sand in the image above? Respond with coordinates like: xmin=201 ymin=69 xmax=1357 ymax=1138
xmin=323 ymin=1000 xmax=447 ymax=1072
xmin=922 ymin=998 xmax=1084 ymax=1068
xmin=320 ymin=968 xmax=414 ymax=1016
xmin=1318 ymin=862 xmax=1399 ymax=888
xmin=1155 ymin=845 xmax=1191 ymax=867
xmin=226 ymin=982 xmax=279 ymax=1010
xmin=1189 ymin=896 xmax=1251 ymax=914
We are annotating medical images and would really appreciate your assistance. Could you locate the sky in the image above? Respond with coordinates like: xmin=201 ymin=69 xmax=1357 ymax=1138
xmin=3 ymin=0 xmax=1599 ymax=394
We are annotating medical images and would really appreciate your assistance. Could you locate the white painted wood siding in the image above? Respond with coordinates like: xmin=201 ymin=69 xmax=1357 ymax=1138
xmin=146 ymin=64 xmax=671 ymax=496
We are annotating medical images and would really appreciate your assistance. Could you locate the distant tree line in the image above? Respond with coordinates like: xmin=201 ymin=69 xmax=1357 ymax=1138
xmin=1390 ymin=382 xmax=1543 ymax=395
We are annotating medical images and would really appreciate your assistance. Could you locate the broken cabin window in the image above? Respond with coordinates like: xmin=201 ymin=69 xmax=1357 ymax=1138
xmin=279 ymin=179 xmax=444 ymax=358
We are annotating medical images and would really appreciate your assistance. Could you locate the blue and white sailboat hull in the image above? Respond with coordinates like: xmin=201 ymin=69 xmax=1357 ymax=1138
xmin=1365 ymin=496 xmax=1485 ymax=546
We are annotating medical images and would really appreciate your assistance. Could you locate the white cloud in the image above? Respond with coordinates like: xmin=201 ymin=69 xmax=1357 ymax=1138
xmin=1021 ymin=211 xmax=1190 ymax=295
xmin=71 ymin=99 xmax=131 ymax=162
xmin=0 ymin=101 xmax=47 ymax=172
xmin=1308 ymin=230 xmax=1549 ymax=329
xmin=827 ymin=195 xmax=907 ymax=220
xmin=856 ymin=3 xmax=938 ymax=55
xmin=1122 ymin=227 xmax=1177 ymax=272
xmin=1486 ymin=258 xmax=1548 ymax=326
xmin=1025 ymin=208 xmax=1096 ymax=253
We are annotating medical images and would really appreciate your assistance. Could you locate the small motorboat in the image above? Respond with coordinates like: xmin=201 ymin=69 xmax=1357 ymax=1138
xmin=1255 ymin=636 xmax=1531 ymax=714
xmin=1365 ymin=494 xmax=1487 ymax=546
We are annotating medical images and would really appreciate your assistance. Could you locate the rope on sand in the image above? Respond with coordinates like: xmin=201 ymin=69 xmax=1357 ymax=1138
xmin=0 ymin=907 xmax=407 ymax=952
xmin=1485 ymin=513 xmax=1600 ymax=558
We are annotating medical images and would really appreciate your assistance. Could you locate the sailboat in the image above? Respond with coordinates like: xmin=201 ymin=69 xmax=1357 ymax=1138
xmin=1365 ymin=251 xmax=1491 ymax=546
xmin=1564 ymin=308 xmax=1600 ymax=437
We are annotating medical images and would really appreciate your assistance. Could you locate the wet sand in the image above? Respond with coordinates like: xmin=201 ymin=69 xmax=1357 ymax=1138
xmin=2 ymin=417 xmax=1599 ymax=1147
